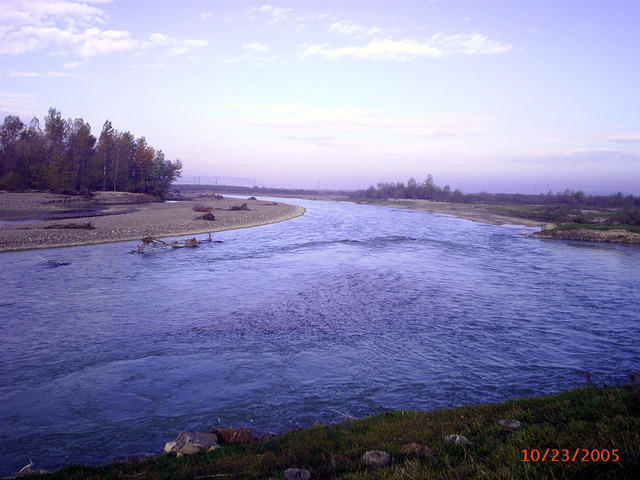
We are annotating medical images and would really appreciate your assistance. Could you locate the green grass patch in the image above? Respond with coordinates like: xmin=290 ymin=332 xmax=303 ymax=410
xmin=556 ymin=223 xmax=640 ymax=234
xmin=34 ymin=384 xmax=640 ymax=479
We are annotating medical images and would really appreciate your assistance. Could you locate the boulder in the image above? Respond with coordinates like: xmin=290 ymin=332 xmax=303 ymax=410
xmin=444 ymin=434 xmax=470 ymax=445
xmin=498 ymin=418 xmax=522 ymax=431
xmin=163 ymin=431 xmax=218 ymax=457
xmin=284 ymin=468 xmax=311 ymax=480
xmin=362 ymin=450 xmax=391 ymax=467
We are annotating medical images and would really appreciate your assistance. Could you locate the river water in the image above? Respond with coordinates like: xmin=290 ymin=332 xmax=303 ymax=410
xmin=1 ymin=198 xmax=639 ymax=474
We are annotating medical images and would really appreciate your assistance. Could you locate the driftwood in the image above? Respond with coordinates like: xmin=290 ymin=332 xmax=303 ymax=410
xmin=134 ymin=233 xmax=219 ymax=253
xmin=230 ymin=203 xmax=250 ymax=211
xmin=135 ymin=235 xmax=199 ymax=253
xmin=45 ymin=221 xmax=95 ymax=230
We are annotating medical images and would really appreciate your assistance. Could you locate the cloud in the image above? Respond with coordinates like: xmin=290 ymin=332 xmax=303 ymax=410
xmin=62 ymin=60 xmax=83 ymax=68
xmin=9 ymin=70 xmax=80 ymax=78
xmin=249 ymin=3 xmax=323 ymax=28
xmin=329 ymin=20 xmax=381 ymax=38
xmin=219 ymin=103 xmax=493 ymax=138
xmin=146 ymin=34 xmax=207 ymax=56
xmin=0 ymin=92 xmax=42 ymax=117
xmin=282 ymin=135 xmax=342 ymax=148
xmin=201 ymin=11 xmax=214 ymax=20
xmin=301 ymin=33 xmax=513 ymax=61
xmin=222 ymin=43 xmax=274 ymax=65
xmin=244 ymin=42 xmax=269 ymax=52
xmin=605 ymin=133 xmax=640 ymax=143
xmin=0 ymin=1 xmax=207 ymax=58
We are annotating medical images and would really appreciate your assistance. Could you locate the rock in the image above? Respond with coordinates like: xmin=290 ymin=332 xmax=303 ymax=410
xmin=163 ymin=431 xmax=218 ymax=457
xmin=362 ymin=450 xmax=391 ymax=467
xmin=284 ymin=468 xmax=311 ymax=480
xmin=444 ymin=434 xmax=470 ymax=445
xmin=401 ymin=443 xmax=433 ymax=457
xmin=498 ymin=418 xmax=522 ymax=431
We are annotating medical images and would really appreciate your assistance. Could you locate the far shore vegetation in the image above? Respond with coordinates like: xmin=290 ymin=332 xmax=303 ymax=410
xmin=171 ymin=177 xmax=640 ymax=238
xmin=37 ymin=381 xmax=640 ymax=480
xmin=0 ymin=107 xmax=182 ymax=198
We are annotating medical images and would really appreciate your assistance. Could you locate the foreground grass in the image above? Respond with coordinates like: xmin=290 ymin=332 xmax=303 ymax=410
xmin=37 ymin=385 xmax=640 ymax=479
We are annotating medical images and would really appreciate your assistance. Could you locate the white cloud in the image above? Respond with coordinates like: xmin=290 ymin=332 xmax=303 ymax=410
xmin=218 ymin=103 xmax=493 ymax=138
xmin=201 ymin=11 xmax=214 ymax=20
xmin=0 ymin=92 xmax=42 ymax=117
xmin=250 ymin=3 xmax=307 ymax=27
xmin=9 ymin=70 xmax=80 ymax=78
xmin=62 ymin=60 xmax=83 ymax=68
xmin=301 ymin=33 xmax=513 ymax=61
xmin=0 ymin=1 xmax=207 ymax=58
xmin=76 ymin=28 xmax=137 ymax=56
xmin=146 ymin=33 xmax=208 ymax=56
xmin=329 ymin=20 xmax=381 ymax=38
xmin=606 ymin=133 xmax=640 ymax=143
xmin=244 ymin=42 xmax=269 ymax=52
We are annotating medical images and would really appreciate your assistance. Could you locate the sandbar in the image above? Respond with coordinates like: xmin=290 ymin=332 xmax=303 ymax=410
xmin=0 ymin=192 xmax=305 ymax=252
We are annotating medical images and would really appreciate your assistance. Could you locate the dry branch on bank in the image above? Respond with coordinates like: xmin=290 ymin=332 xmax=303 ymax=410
xmin=135 ymin=235 xmax=199 ymax=253
xmin=133 ymin=233 xmax=218 ymax=253
xmin=230 ymin=203 xmax=250 ymax=211
xmin=44 ymin=222 xmax=95 ymax=230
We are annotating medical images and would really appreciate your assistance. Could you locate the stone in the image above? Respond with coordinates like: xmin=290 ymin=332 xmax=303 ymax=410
xmin=498 ymin=418 xmax=522 ymax=431
xmin=284 ymin=468 xmax=311 ymax=480
xmin=401 ymin=443 xmax=434 ymax=457
xmin=163 ymin=431 xmax=218 ymax=457
xmin=444 ymin=434 xmax=470 ymax=445
xmin=362 ymin=450 xmax=391 ymax=467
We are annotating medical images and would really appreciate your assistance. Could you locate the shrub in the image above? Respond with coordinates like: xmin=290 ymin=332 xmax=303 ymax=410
xmin=193 ymin=203 xmax=212 ymax=212
xmin=230 ymin=203 xmax=250 ymax=211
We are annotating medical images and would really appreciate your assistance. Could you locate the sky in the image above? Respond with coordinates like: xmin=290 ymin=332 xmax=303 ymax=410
xmin=1 ymin=0 xmax=640 ymax=194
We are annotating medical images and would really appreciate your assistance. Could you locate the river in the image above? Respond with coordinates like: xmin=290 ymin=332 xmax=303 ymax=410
xmin=1 ymin=197 xmax=639 ymax=475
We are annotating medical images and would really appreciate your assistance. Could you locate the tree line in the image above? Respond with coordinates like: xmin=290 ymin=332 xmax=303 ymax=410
xmin=0 ymin=107 xmax=182 ymax=197
xmin=353 ymin=175 xmax=640 ymax=224
xmin=353 ymin=174 xmax=640 ymax=208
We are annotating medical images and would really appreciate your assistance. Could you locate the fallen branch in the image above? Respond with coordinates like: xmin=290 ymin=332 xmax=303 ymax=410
xmin=45 ymin=222 xmax=95 ymax=230
xmin=135 ymin=235 xmax=199 ymax=253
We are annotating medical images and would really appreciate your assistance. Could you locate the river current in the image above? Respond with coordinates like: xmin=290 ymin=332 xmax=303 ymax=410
xmin=1 ymin=197 xmax=639 ymax=474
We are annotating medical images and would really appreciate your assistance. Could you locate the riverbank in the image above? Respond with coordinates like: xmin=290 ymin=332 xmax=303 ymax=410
xmin=356 ymin=198 xmax=640 ymax=245
xmin=534 ymin=225 xmax=640 ymax=244
xmin=34 ymin=383 xmax=639 ymax=479
xmin=355 ymin=198 xmax=544 ymax=226
xmin=0 ymin=192 xmax=305 ymax=252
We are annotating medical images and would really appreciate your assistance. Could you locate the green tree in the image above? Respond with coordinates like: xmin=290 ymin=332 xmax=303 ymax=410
xmin=96 ymin=120 xmax=115 ymax=191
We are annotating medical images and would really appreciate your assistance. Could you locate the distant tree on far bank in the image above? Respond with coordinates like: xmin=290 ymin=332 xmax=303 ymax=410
xmin=0 ymin=107 xmax=182 ymax=197
xmin=353 ymin=175 xmax=640 ymax=224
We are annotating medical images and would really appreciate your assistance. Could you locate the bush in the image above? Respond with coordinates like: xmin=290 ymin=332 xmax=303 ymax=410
xmin=230 ymin=202 xmax=250 ymax=211
xmin=193 ymin=203 xmax=212 ymax=212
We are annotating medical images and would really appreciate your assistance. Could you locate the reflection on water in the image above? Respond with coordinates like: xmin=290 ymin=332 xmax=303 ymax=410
xmin=0 ymin=197 xmax=639 ymax=474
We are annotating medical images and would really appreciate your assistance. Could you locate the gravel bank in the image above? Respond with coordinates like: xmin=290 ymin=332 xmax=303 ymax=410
xmin=0 ymin=192 xmax=305 ymax=252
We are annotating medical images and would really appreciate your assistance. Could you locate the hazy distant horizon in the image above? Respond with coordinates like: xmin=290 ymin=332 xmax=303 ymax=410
xmin=2 ymin=1 xmax=639 ymax=195
xmin=175 ymin=174 xmax=638 ymax=196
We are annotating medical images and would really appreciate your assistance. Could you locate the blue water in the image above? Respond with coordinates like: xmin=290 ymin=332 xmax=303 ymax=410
xmin=1 ymin=198 xmax=639 ymax=475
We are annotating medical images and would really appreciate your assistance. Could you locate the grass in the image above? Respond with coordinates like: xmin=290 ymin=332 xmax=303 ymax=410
xmin=33 ymin=383 xmax=640 ymax=479
xmin=555 ymin=223 xmax=640 ymax=234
